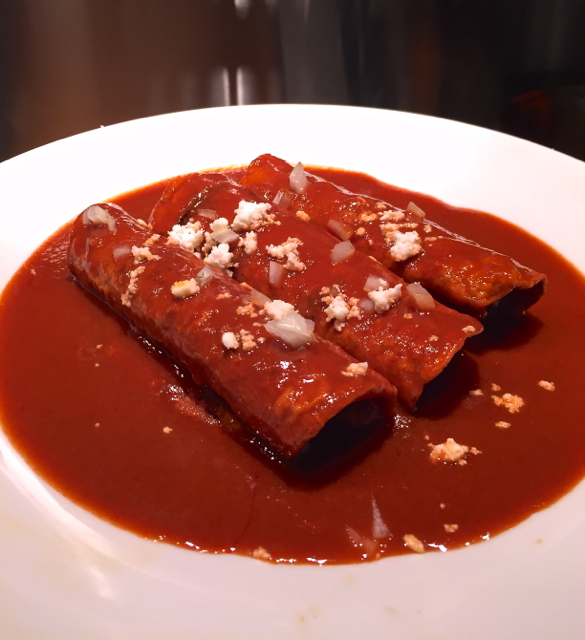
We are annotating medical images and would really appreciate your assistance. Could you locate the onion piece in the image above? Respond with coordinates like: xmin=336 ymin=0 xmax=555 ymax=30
xmin=265 ymin=311 xmax=315 ymax=348
xmin=82 ymin=204 xmax=117 ymax=232
xmin=372 ymin=497 xmax=391 ymax=539
xmin=250 ymin=287 xmax=272 ymax=307
xmin=196 ymin=266 xmax=214 ymax=286
xmin=289 ymin=162 xmax=308 ymax=195
xmin=327 ymin=219 xmax=353 ymax=241
xmin=406 ymin=201 xmax=425 ymax=219
xmin=358 ymin=298 xmax=375 ymax=312
xmin=331 ymin=240 xmax=355 ymax=265
xmin=345 ymin=525 xmax=378 ymax=557
xmin=268 ymin=260 xmax=284 ymax=287
xmin=272 ymin=189 xmax=294 ymax=209
xmin=198 ymin=208 xmax=216 ymax=219
xmin=211 ymin=228 xmax=239 ymax=244
xmin=363 ymin=275 xmax=388 ymax=292
xmin=112 ymin=245 xmax=131 ymax=259
xmin=406 ymin=282 xmax=435 ymax=311
xmin=345 ymin=525 xmax=362 ymax=547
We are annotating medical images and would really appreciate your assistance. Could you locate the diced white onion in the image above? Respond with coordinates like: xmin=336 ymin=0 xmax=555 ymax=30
xmin=406 ymin=201 xmax=425 ymax=219
xmin=198 ymin=208 xmax=216 ymax=219
xmin=372 ymin=497 xmax=391 ymax=539
xmin=196 ymin=266 xmax=214 ymax=286
xmin=112 ymin=245 xmax=130 ymax=259
xmin=364 ymin=275 xmax=388 ymax=292
xmin=82 ymin=204 xmax=117 ymax=232
xmin=327 ymin=219 xmax=353 ymax=241
xmin=345 ymin=525 xmax=378 ymax=557
xmin=265 ymin=311 xmax=315 ymax=348
xmin=289 ymin=162 xmax=308 ymax=195
xmin=268 ymin=260 xmax=284 ymax=287
xmin=331 ymin=240 xmax=355 ymax=265
xmin=210 ymin=228 xmax=239 ymax=243
xmin=345 ymin=525 xmax=361 ymax=547
xmin=273 ymin=189 xmax=295 ymax=209
xmin=250 ymin=287 xmax=272 ymax=307
xmin=406 ymin=282 xmax=435 ymax=311
xmin=358 ymin=298 xmax=375 ymax=312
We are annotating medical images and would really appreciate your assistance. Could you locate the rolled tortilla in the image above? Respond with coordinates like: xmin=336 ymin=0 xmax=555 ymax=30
xmin=68 ymin=203 xmax=397 ymax=457
xmin=240 ymin=154 xmax=546 ymax=318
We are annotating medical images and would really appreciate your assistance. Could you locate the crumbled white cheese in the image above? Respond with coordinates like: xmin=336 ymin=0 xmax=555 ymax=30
xmin=496 ymin=421 xmax=511 ymax=429
xmin=204 ymin=243 xmax=233 ymax=271
xmin=443 ymin=524 xmax=459 ymax=533
xmin=321 ymin=288 xmax=361 ymax=330
xmin=120 ymin=266 xmax=145 ymax=307
xmin=167 ymin=221 xmax=204 ymax=251
xmin=143 ymin=233 xmax=160 ymax=247
xmin=264 ymin=299 xmax=294 ymax=321
xmin=359 ymin=211 xmax=378 ymax=223
xmin=232 ymin=200 xmax=273 ymax=231
xmin=324 ymin=295 xmax=351 ymax=324
xmin=342 ymin=362 xmax=369 ymax=377
xmin=538 ymin=380 xmax=555 ymax=391
xmin=236 ymin=302 xmax=259 ymax=317
xmin=171 ymin=278 xmax=200 ymax=299
xmin=403 ymin=534 xmax=425 ymax=553
xmin=389 ymin=230 xmax=422 ymax=261
xmin=221 ymin=332 xmax=239 ymax=349
xmin=462 ymin=325 xmax=477 ymax=335
xmin=492 ymin=393 xmax=524 ymax=413
xmin=210 ymin=217 xmax=230 ymax=236
xmin=368 ymin=283 xmax=402 ymax=313
xmin=266 ymin=237 xmax=305 ymax=271
xmin=284 ymin=251 xmax=306 ymax=272
xmin=239 ymin=231 xmax=258 ymax=255
xmin=266 ymin=237 xmax=302 ymax=259
xmin=429 ymin=438 xmax=471 ymax=465
xmin=252 ymin=546 xmax=272 ymax=561
xmin=201 ymin=231 xmax=215 ymax=255
xmin=239 ymin=329 xmax=257 ymax=351
xmin=379 ymin=210 xmax=405 ymax=222
xmin=296 ymin=210 xmax=310 ymax=222
xmin=131 ymin=245 xmax=160 ymax=263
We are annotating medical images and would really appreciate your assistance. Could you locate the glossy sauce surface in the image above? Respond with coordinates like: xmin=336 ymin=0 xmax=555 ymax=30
xmin=1 ymin=169 xmax=585 ymax=564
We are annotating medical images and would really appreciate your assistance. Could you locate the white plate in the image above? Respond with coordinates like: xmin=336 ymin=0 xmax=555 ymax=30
xmin=1 ymin=105 xmax=585 ymax=639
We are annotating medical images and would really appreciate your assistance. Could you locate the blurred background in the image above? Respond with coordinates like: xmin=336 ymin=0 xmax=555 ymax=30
xmin=1 ymin=0 xmax=585 ymax=162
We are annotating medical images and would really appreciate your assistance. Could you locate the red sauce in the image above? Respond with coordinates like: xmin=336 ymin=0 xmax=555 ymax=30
xmin=1 ymin=169 xmax=585 ymax=564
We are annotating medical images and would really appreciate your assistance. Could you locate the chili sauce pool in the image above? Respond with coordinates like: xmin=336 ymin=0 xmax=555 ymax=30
xmin=1 ymin=168 xmax=584 ymax=564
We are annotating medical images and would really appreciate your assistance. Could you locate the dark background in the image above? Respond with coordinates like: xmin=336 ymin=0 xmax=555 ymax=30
xmin=1 ymin=0 xmax=585 ymax=162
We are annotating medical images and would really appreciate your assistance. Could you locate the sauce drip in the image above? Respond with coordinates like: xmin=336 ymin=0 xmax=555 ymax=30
xmin=1 ymin=169 xmax=584 ymax=564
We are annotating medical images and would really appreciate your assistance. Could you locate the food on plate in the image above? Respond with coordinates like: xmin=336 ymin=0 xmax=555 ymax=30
xmin=240 ymin=154 xmax=546 ymax=318
xmin=2 ymin=161 xmax=584 ymax=566
xmin=68 ymin=203 xmax=396 ymax=457
xmin=148 ymin=171 xmax=482 ymax=408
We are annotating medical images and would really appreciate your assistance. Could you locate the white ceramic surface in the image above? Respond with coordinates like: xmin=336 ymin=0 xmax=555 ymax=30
xmin=1 ymin=105 xmax=585 ymax=640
